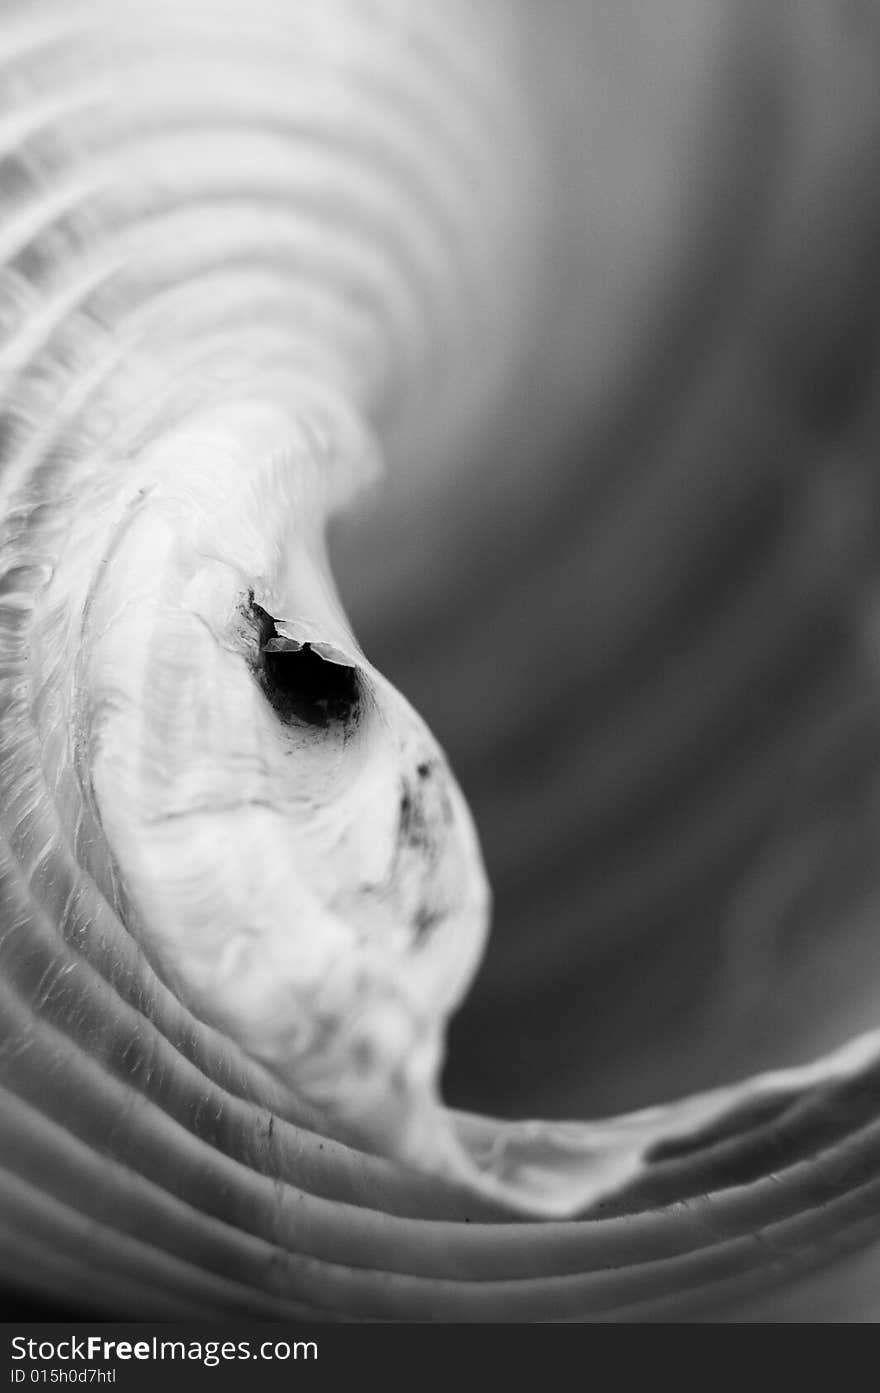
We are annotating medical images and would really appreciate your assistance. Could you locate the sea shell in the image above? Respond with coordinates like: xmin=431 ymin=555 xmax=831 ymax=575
xmin=3 ymin=0 xmax=880 ymax=1320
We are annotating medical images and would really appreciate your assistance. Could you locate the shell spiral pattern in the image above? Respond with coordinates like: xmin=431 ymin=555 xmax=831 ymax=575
xmin=3 ymin=0 xmax=880 ymax=1321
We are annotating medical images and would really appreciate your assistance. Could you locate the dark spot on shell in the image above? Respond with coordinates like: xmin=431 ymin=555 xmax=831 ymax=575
xmin=398 ymin=780 xmax=431 ymax=851
xmin=413 ymin=904 xmax=443 ymax=945
xmin=352 ymin=1037 xmax=375 ymax=1071
xmin=416 ymin=761 xmax=431 ymax=780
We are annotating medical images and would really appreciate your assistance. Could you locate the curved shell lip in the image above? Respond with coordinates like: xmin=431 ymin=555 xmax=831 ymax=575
xmin=258 ymin=606 xmax=363 ymax=669
xmin=266 ymin=628 xmax=355 ymax=669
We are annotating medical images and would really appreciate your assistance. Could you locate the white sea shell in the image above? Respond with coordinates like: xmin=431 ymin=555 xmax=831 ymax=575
xmin=3 ymin=0 xmax=880 ymax=1320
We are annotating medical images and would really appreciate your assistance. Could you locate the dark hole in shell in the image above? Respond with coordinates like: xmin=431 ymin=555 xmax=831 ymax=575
xmin=250 ymin=598 xmax=360 ymax=727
